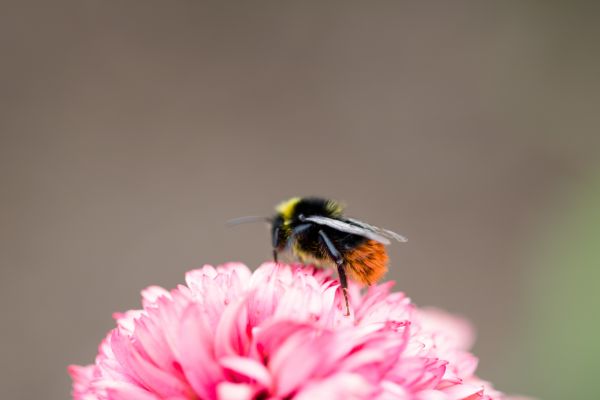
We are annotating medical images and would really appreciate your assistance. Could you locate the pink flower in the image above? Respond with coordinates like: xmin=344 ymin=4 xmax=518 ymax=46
xmin=69 ymin=262 xmax=518 ymax=399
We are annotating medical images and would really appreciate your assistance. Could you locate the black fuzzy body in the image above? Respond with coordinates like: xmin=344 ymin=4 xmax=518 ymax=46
xmin=272 ymin=197 xmax=368 ymax=265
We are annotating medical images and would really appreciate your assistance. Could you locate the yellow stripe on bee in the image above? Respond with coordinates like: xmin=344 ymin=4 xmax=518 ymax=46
xmin=275 ymin=197 xmax=301 ymax=221
xmin=325 ymin=199 xmax=344 ymax=217
xmin=292 ymin=244 xmax=332 ymax=267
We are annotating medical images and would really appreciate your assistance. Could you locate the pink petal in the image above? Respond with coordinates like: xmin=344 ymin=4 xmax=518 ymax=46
xmin=295 ymin=372 xmax=376 ymax=400
xmin=389 ymin=357 xmax=447 ymax=392
xmin=269 ymin=326 xmax=333 ymax=396
xmin=175 ymin=304 xmax=223 ymax=400
xmin=141 ymin=286 xmax=171 ymax=308
xmin=216 ymin=382 xmax=256 ymax=400
xmin=439 ymin=381 xmax=485 ymax=399
xmin=418 ymin=308 xmax=475 ymax=351
xmin=414 ymin=389 xmax=451 ymax=400
xmin=109 ymin=330 xmax=189 ymax=398
xmin=214 ymin=297 xmax=251 ymax=358
xmin=101 ymin=381 xmax=160 ymax=400
xmin=219 ymin=356 xmax=272 ymax=388
xmin=131 ymin=316 xmax=178 ymax=377
xmin=68 ymin=365 xmax=96 ymax=399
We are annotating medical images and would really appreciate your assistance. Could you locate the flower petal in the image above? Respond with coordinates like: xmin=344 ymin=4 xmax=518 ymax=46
xmin=175 ymin=304 xmax=223 ymax=400
xmin=219 ymin=356 xmax=272 ymax=388
xmin=295 ymin=372 xmax=376 ymax=400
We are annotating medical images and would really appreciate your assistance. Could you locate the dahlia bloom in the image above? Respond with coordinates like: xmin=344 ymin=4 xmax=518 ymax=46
xmin=70 ymin=262 xmax=516 ymax=399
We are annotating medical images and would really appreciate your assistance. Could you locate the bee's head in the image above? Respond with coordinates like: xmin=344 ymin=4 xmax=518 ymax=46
xmin=272 ymin=197 xmax=301 ymax=250
xmin=272 ymin=197 xmax=345 ymax=249
xmin=270 ymin=214 xmax=287 ymax=251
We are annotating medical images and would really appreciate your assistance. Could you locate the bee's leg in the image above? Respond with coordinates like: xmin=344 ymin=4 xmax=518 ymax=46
xmin=336 ymin=262 xmax=351 ymax=316
xmin=318 ymin=230 xmax=351 ymax=316
xmin=292 ymin=223 xmax=312 ymax=236
xmin=292 ymin=223 xmax=313 ymax=265
xmin=272 ymin=226 xmax=280 ymax=263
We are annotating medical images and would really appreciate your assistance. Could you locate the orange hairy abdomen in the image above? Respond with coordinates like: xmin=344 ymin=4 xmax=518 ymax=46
xmin=345 ymin=240 xmax=389 ymax=286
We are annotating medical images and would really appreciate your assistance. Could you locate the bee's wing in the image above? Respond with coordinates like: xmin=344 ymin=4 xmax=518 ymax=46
xmin=345 ymin=217 xmax=407 ymax=242
xmin=303 ymin=216 xmax=391 ymax=244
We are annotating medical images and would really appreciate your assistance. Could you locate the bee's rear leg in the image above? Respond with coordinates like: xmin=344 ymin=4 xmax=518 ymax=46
xmin=336 ymin=262 xmax=351 ymax=316
xmin=318 ymin=230 xmax=351 ymax=316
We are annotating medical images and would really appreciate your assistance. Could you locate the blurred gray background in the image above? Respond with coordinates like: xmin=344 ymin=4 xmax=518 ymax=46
xmin=1 ymin=1 xmax=599 ymax=399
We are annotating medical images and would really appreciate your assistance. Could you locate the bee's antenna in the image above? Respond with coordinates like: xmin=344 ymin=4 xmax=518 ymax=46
xmin=226 ymin=216 xmax=272 ymax=226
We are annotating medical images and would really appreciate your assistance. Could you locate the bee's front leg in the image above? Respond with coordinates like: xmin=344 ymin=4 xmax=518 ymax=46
xmin=290 ymin=223 xmax=313 ymax=265
xmin=317 ymin=230 xmax=351 ymax=316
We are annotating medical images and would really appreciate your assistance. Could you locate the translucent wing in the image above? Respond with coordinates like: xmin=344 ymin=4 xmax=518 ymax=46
xmin=345 ymin=217 xmax=407 ymax=242
xmin=302 ymin=216 xmax=391 ymax=244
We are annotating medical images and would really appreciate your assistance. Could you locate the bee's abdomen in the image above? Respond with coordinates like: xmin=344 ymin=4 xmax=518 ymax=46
xmin=344 ymin=240 xmax=389 ymax=285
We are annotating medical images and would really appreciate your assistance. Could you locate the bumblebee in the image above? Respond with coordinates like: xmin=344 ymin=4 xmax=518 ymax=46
xmin=231 ymin=197 xmax=406 ymax=315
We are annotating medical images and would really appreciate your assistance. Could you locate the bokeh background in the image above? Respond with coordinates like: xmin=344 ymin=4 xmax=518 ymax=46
xmin=1 ymin=1 xmax=599 ymax=399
